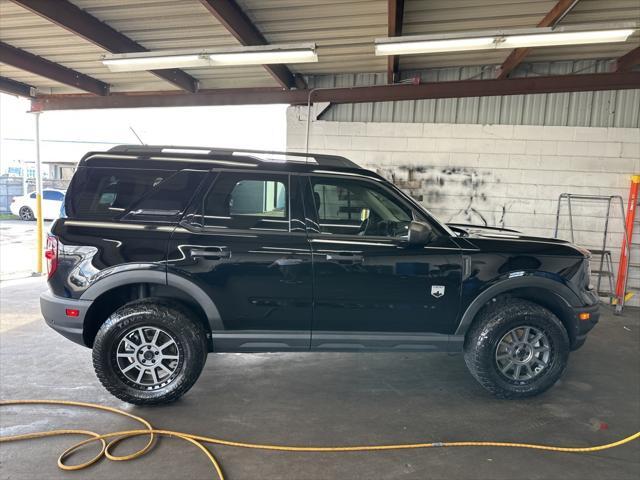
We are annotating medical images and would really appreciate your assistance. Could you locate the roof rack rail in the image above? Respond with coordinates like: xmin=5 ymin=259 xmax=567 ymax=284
xmin=107 ymin=145 xmax=360 ymax=169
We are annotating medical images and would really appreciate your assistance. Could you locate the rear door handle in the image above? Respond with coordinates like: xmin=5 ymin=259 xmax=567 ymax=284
xmin=326 ymin=253 xmax=363 ymax=263
xmin=191 ymin=247 xmax=231 ymax=260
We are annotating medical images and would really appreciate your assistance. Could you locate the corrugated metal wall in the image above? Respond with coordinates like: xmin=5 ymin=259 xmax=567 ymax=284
xmin=310 ymin=60 xmax=640 ymax=128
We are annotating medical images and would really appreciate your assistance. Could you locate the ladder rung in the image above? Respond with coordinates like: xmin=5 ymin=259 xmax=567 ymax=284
xmin=591 ymin=270 xmax=614 ymax=276
xmin=589 ymin=249 xmax=611 ymax=255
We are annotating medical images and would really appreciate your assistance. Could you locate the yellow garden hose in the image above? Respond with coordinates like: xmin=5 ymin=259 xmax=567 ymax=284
xmin=1 ymin=399 xmax=638 ymax=480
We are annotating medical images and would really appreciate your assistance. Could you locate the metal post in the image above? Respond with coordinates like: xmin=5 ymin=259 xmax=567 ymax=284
xmin=33 ymin=111 xmax=44 ymax=275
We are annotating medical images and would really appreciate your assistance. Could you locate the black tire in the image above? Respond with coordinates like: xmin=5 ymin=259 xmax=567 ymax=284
xmin=93 ymin=299 xmax=208 ymax=405
xmin=19 ymin=206 xmax=34 ymax=221
xmin=463 ymin=298 xmax=569 ymax=399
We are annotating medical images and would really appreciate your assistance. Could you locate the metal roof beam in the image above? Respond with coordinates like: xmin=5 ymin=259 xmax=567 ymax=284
xmin=30 ymin=72 xmax=640 ymax=111
xmin=0 ymin=42 xmax=109 ymax=95
xmin=10 ymin=0 xmax=198 ymax=93
xmin=616 ymin=46 xmax=640 ymax=71
xmin=496 ymin=0 xmax=580 ymax=79
xmin=387 ymin=0 xmax=405 ymax=84
xmin=0 ymin=76 xmax=36 ymax=97
xmin=198 ymin=0 xmax=305 ymax=89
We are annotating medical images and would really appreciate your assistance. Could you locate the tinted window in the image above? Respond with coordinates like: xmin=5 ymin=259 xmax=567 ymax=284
xmin=29 ymin=192 xmax=36 ymax=199
xmin=201 ymin=172 xmax=289 ymax=231
xmin=125 ymin=170 xmax=206 ymax=221
xmin=310 ymin=177 xmax=412 ymax=238
xmin=43 ymin=190 xmax=64 ymax=201
xmin=66 ymin=167 xmax=204 ymax=220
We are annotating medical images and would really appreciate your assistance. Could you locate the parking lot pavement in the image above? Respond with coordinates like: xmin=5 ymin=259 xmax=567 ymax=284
xmin=0 ymin=219 xmax=53 ymax=281
xmin=0 ymin=275 xmax=638 ymax=480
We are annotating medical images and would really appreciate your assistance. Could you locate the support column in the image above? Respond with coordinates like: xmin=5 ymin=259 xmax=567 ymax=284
xmin=33 ymin=111 xmax=43 ymax=274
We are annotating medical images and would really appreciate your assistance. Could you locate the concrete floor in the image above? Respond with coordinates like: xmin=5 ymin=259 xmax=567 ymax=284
xmin=0 ymin=277 xmax=639 ymax=480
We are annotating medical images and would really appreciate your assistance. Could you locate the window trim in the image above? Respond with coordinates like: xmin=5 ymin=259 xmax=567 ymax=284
xmin=303 ymin=173 xmax=416 ymax=240
xmin=196 ymin=170 xmax=294 ymax=234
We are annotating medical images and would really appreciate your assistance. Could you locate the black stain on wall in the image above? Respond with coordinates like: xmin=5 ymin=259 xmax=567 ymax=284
xmin=375 ymin=165 xmax=508 ymax=227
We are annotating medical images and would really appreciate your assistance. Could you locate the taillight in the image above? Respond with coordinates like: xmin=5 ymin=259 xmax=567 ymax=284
xmin=45 ymin=235 xmax=58 ymax=279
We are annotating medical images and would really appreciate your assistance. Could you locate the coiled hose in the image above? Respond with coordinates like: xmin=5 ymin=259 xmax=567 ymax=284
xmin=1 ymin=399 xmax=638 ymax=480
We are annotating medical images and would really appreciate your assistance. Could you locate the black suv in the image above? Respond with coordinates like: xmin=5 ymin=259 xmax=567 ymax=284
xmin=41 ymin=146 xmax=599 ymax=405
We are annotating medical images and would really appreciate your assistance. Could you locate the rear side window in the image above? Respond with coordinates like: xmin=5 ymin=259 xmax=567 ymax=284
xmin=200 ymin=172 xmax=289 ymax=231
xmin=66 ymin=167 xmax=205 ymax=220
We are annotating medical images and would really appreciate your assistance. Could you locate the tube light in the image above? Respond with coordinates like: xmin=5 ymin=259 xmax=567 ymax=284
xmin=375 ymin=24 xmax=636 ymax=56
xmin=103 ymin=54 xmax=206 ymax=72
xmin=103 ymin=44 xmax=317 ymax=72
xmin=209 ymin=49 xmax=318 ymax=65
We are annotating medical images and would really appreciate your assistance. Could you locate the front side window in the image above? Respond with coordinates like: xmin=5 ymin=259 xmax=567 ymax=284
xmin=310 ymin=177 xmax=412 ymax=238
xmin=202 ymin=172 xmax=289 ymax=231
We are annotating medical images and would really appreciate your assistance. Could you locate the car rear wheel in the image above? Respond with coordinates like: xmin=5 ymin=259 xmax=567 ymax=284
xmin=19 ymin=206 xmax=34 ymax=221
xmin=93 ymin=299 xmax=208 ymax=405
xmin=463 ymin=299 xmax=569 ymax=399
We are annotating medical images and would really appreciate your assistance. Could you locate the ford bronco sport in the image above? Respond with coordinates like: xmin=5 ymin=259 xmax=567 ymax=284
xmin=41 ymin=146 xmax=599 ymax=405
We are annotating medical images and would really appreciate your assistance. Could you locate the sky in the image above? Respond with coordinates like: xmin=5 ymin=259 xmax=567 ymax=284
xmin=0 ymin=92 xmax=289 ymax=171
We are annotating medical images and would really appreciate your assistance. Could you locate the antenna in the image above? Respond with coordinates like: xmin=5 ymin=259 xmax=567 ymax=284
xmin=129 ymin=126 xmax=145 ymax=145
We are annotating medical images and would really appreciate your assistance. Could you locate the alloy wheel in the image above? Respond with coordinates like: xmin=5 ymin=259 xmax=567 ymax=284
xmin=115 ymin=326 xmax=181 ymax=389
xmin=495 ymin=326 xmax=551 ymax=382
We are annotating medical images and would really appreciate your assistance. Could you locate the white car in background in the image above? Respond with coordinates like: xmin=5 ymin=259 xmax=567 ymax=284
xmin=10 ymin=189 xmax=66 ymax=220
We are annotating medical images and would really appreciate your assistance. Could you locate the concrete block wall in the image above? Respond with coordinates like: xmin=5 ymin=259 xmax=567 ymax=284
xmin=287 ymin=107 xmax=640 ymax=306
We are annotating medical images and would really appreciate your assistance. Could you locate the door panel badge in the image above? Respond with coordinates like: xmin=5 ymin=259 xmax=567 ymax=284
xmin=431 ymin=285 xmax=445 ymax=298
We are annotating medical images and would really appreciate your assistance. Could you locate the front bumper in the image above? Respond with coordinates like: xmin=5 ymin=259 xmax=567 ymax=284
xmin=570 ymin=302 xmax=600 ymax=350
xmin=40 ymin=290 xmax=91 ymax=347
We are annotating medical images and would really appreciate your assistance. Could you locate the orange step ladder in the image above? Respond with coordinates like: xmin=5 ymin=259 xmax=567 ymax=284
xmin=614 ymin=175 xmax=640 ymax=314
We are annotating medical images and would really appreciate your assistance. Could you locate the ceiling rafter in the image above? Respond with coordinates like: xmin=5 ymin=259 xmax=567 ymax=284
xmin=0 ymin=41 xmax=109 ymax=95
xmin=496 ymin=0 xmax=580 ymax=79
xmin=30 ymin=72 xmax=640 ymax=111
xmin=387 ymin=0 xmax=405 ymax=84
xmin=0 ymin=75 xmax=36 ymax=97
xmin=616 ymin=46 xmax=640 ymax=71
xmin=198 ymin=0 xmax=306 ymax=89
xmin=9 ymin=0 xmax=199 ymax=93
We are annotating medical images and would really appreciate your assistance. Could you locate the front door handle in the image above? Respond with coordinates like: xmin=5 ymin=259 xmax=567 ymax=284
xmin=326 ymin=253 xmax=363 ymax=263
xmin=191 ymin=247 xmax=231 ymax=260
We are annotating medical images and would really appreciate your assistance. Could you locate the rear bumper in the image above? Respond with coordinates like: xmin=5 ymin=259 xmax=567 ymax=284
xmin=570 ymin=302 xmax=600 ymax=350
xmin=40 ymin=290 xmax=91 ymax=347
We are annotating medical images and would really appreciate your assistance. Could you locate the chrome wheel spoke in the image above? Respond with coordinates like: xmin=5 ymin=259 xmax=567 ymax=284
xmin=137 ymin=328 xmax=147 ymax=344
xmin=501 ymin=361 xmax=514 ymax=374
xmin=121 ymin=362 xmax=138 ymax=374
xmin=158 ymin=339 xmax=175 ymax=351
xmin=136 ymin=368 xmax=146 ymax=384
xmin=149 ymin=367 xmax=159 ymax=384
xmin=513 ymin=364 xmax=522 ymax=380
xmin=151 ymin=328 xmax=160 ymax=346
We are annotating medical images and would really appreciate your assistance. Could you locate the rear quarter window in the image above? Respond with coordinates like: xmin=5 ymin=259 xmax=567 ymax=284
xmin=66 ymin=167 xmax=205 ymax=220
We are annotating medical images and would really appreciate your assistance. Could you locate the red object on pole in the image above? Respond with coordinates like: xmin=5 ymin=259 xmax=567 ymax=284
xmin=615 ymin=175 xmax=640 ymax=301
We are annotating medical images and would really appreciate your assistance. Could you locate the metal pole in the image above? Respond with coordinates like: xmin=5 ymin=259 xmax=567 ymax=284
xmin=33 ymin=111 xmax=44 ymax=275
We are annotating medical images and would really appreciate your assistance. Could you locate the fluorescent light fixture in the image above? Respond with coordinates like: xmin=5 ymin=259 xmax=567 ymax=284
xmin=375 ymin=23 xmax=636 ymax=56
xmin=103 ymin=43 xmax=317 ymax=72
xmin=209 ymin=49 xmax=317 ymax=66
xmin=102 ymin=54 xmax=205 ymax=72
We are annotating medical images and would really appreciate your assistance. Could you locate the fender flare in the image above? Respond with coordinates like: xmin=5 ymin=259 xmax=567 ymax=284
xmin=454 ymin=275 xmax=580 ymax=336
xmin=80 ymin=270 xmax=223 ymax=330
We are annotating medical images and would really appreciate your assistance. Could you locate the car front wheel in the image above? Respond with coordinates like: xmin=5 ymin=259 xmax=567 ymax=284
xmin=463 ymin=299 xmax=570 ymax=399
xmin=93 ymin=299 xmax=208 ymax=405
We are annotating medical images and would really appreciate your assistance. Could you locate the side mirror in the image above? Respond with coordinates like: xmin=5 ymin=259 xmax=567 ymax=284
xmin=407 ymin=221 xmax=432 ymax=246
